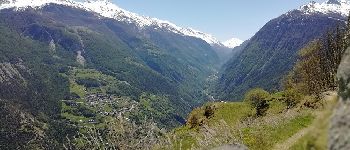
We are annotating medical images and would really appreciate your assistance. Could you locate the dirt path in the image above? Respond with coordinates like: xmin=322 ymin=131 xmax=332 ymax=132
xmin=272 ymin=92 xmax=337 ymax=150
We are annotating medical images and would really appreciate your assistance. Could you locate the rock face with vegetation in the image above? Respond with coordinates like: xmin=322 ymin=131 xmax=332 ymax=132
xmin=329 ymin=47 xmax=350 ymax=150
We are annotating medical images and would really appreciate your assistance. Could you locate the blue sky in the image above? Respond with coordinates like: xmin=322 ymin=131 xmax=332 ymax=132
xmin=112 ymin=0 xmax=325 ymax=41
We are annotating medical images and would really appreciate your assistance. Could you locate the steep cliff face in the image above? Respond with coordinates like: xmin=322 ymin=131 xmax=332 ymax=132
xmin=329 ymin=47 xmax=350 ymax=150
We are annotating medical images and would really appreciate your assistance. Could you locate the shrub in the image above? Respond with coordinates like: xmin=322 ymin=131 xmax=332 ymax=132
xmin=187 ymin=114 xmax=202 ymax=129
xmin=186 ymin=108 xmax=206 ymax=129
xmin=64 ymin=92 xmax=80 ymax=100
xmin=76 ymin=78 xmax=102 ymax=88
xmin=281 ymin=89 xmax=303 ymax=108
xmin=302 ymin=95 xmax=321 ymax=109
xmin=204 ymin=105 xmax=215 ymax=119
xmin=244 ymin=88 xmax=270 ymax=116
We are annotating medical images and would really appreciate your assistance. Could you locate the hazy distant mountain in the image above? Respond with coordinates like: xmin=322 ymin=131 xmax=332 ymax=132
xmin=213 ymin=38 xmax=247 ymax=66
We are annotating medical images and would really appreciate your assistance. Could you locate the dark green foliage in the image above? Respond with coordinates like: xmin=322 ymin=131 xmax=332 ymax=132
xmin=204 ymin=105 xmax=215 ymax=119
xmin=244 ymin=88 xmax=270 ymax=116
xmin=0 ymin=100 xmax=42 ymax=149
xmin=186 ymin=108 xmax=206 ymax=129
xmin=76 ymin=78 xmax=104 ymax=88
xmin=131 ymin=93 xmax=177 ymax=128
xmin=77 ymin=106 xmax=95 ymax=118
xmin=281 ymin=89 xmax=303 ymax=108
xmin=0 ymin=4 xmax=221 ymax=148
xmin=0 ymin=23 xmax=76 ymax=148
xmin=64 ymin=92 xmax=80 ymax=100
xmin=47 ymin=120 xmax=78 ymax=145
xmin=185 ymin=103 xmax=216 ymax=129
xmin=65 ymin=104 xmax=96 ymax=118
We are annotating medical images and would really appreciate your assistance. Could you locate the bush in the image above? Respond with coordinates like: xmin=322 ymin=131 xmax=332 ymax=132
xmin=76 ymin=78 xmax=103 ymax=88
xmin=64 ymin=92 xmax=80 ymax=100
xmin=281 ymin=89 xmax=303 ymax=108
xmin=244 ymin=88 xmax=270 ymax=116
xmin=302 ymin=96 xmax=321 ymax=109
xmin=186 ymin=108 xmax=206 ymax=129
xmin=187 ymin=114 xmax=203 ymax=129
xmin=204 ymin=105 xmax=215 ymax=119
xmin=78 ymin=106 xmax=96 ymax=118
xmin=186 ymin=104 xmax=216 ymax=129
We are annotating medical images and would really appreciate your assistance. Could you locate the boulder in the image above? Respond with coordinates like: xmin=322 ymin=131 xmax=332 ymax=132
xmin=329 ymin=47 xmax=350 ymax=150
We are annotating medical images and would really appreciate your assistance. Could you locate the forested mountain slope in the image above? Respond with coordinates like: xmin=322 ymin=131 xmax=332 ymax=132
xmin=216 ymin=1 xmax=347 ymax=100
xmin=0 ymin=1 xmax=222 ymax=148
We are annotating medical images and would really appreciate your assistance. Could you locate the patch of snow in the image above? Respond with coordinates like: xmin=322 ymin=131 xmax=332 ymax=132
xmin=0 ymin=0 xmax=223 ymax=46
xmin=223 ymin=38 xmax=243 ymax=49
xmin=180 ymin=28 xmax=223 ymax=45
xmin=0 ymin=0 xmax=82 ymax=11
xmin=299 ymin=0 xmax=350 ymax=16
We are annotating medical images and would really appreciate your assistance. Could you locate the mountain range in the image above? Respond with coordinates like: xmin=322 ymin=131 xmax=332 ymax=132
xmin=0 ymin=0 xmax=235 ymax=148
xmin=0 ymin=0 xmax=349 ymax=149
xmin=0 ymin=0 xmax=241 ymax=48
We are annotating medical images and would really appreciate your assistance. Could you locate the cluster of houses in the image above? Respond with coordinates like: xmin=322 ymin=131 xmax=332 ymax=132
xmin=63 ymin=93 xmax=138 ymax=124
xmin=85 ymin=94 xmax=116 ymax=106
xmin=88 ymin=94 xmax=137 ymax=115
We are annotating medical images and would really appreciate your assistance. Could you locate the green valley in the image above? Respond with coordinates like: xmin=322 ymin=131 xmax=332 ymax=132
xmin=1 ymin=0 xmax=350 ymax=149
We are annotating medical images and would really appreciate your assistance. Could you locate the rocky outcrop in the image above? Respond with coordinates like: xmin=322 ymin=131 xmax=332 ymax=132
xmin=329 ymin=47 xmax=350 ymax=150
xmin=0 ymin=63 xmax=25 ymax=83
xmin=212 ymin=143 xmax=248 ymax=150
xmin=0 ymin=61 xmax=30 ymax=88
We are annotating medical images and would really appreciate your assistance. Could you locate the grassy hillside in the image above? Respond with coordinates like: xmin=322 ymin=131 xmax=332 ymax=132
xmin=161 ymin=91 xmax=337 ymax=150
xmin=288 ymin=93 xmax=338 ymax=150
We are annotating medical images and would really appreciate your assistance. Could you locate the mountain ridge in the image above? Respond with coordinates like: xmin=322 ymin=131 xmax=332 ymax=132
xmin=0 ymin=0 xmax=231 ymax=47
xmin=298 ymin=0 xmax=350 ymax=16
xmin=216 ymin=0 xmax=348 ymax=100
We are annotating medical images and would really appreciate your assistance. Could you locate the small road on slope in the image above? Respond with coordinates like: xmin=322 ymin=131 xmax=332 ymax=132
xmin=272 ymin=91 xmax=337 ymax=150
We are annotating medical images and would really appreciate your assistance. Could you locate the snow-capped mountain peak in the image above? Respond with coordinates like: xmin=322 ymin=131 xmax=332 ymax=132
xmin=0 ymin=0 xmax=223 ymax=46
xmin=223 ymin=38 xmax=243 ymax=49
xmin=180 ymin=28 xmax=222 ymax=45
xmin=299 ymin=0 xmax=350 ymax=16
xmin=0 ymin=0 xmax=80 ymax=10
